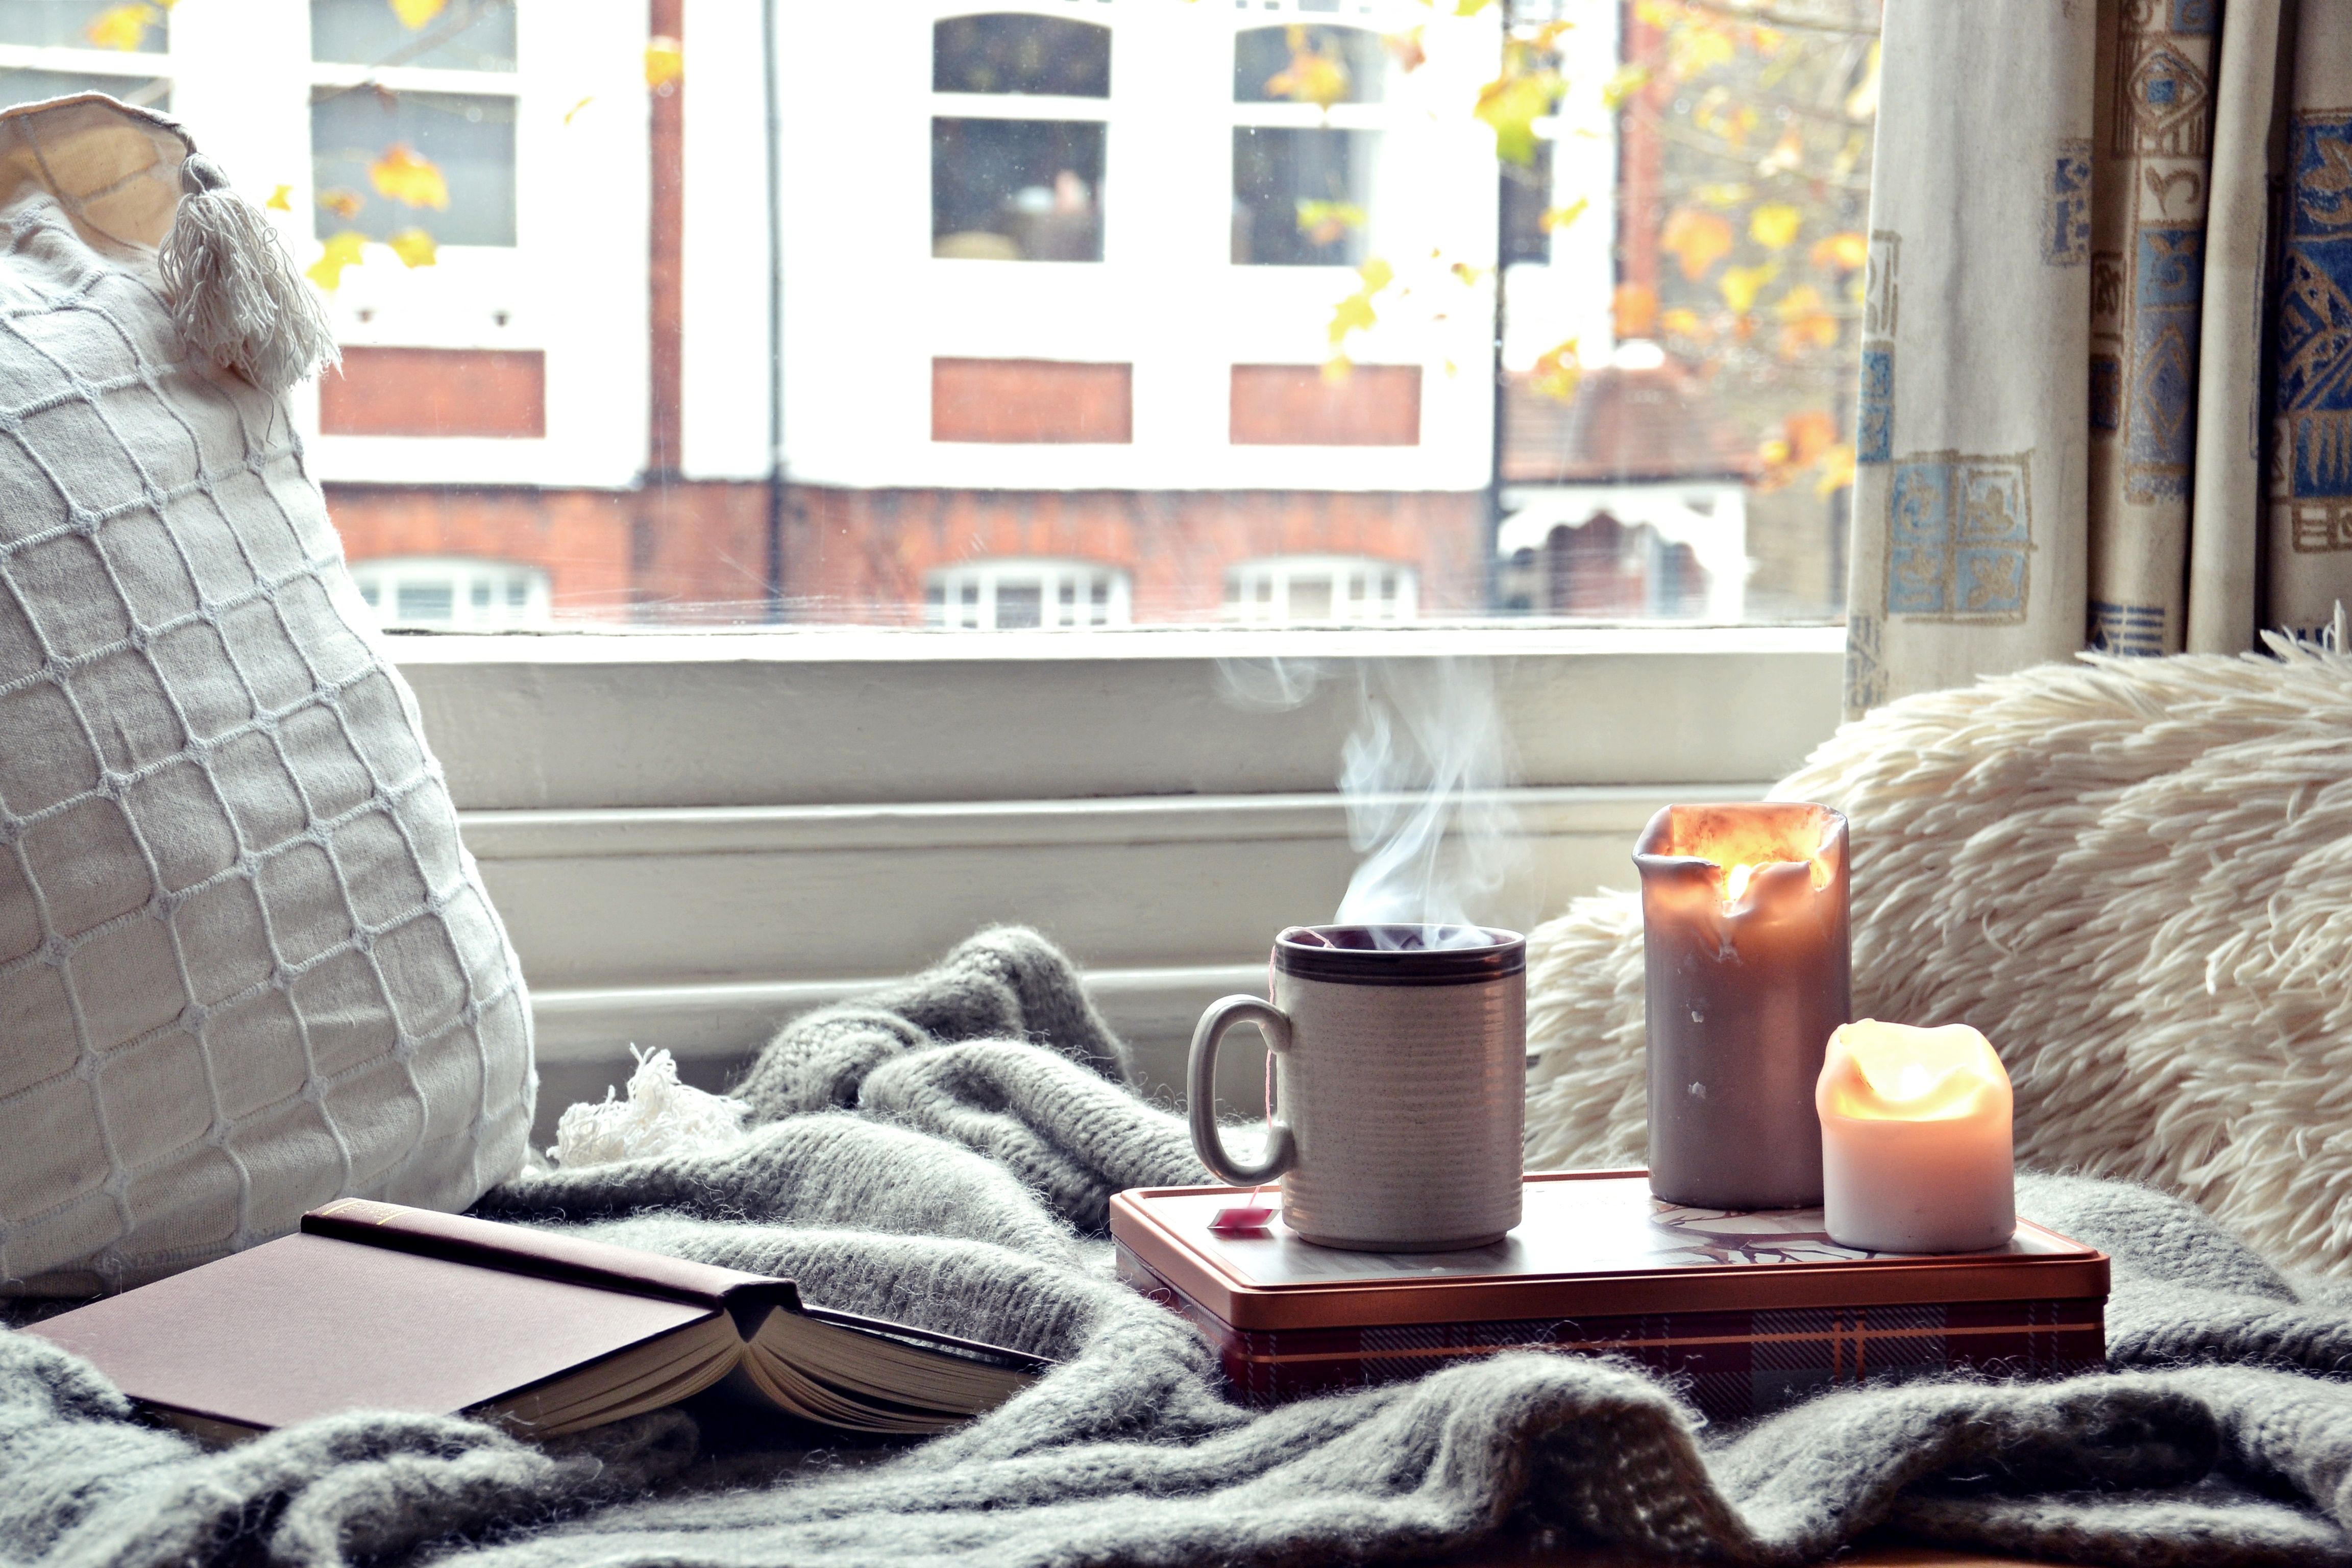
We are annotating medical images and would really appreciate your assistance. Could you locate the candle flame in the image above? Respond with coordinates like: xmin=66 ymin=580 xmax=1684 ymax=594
xmin=1818 ymin=1019 xmax=2011 ymax=1122
xmin=1725 ymin=864 xmax=1754 ymax=902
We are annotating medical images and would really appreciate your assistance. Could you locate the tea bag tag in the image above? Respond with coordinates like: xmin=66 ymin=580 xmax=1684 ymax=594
xmin=1209 ymin=1043 xmax=1282 ymax=1234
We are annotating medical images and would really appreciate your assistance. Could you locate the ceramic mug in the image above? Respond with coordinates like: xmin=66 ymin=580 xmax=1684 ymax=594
xmin=1187 ymin=923 xmax=1527 ymax=1251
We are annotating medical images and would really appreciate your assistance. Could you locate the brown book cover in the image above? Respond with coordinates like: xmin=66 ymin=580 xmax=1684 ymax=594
xmin=28 ymin=1200 xmax=1048 ymax=1444
xmin=1111 ymin=1171 xmax=2109 ymax=1421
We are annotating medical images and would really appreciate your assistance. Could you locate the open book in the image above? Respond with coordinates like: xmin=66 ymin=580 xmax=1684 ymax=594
xmin=28 ymin=1200 xmax=1047 ymax=1444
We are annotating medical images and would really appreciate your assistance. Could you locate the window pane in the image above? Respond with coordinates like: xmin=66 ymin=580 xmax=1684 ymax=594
xmin=309 ymin=0 xmax=516 ymax=72
xmin=933 ymin=117 xmax=1103 ymax=262
xmin=933 ymin=14 xmax=1108 ymax=98
xmin=0 ymin=1 xmax=163 ymax=52
xmin=995 ymin=582 xmax=1043 ymax=629
xmin=311 ymin=87 xmax=516 ymax=246
xmin=1234 ymin=25 xmax=1384 ymax=105
xmin=0 ymin=68 xmax=165 ymax=112
xmin=1233 ymin=127 xmax=1371 ymax=267
xmin=1500 ymin=141 xmax=1554 ymax=267
xmin=396 ymin=581 xmax=454 ymax=622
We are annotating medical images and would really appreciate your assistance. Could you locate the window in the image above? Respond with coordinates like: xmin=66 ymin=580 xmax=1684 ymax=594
xmin=932 ymin=12 xmax=1108 ymax=262
xmin=1231 ymin=23 xmax=1390 ymax=267
xmin=309 ymin=0 xmax=516 ymax=72
xmin=0 ymin=1 xmax=168 ymax=110
xmin=350 ymin=556 xmax=552 ymax=629
xmin=310 ymin=88 xmax=516 ymax=247
xmin=1222 ymin=555 xmax=1417 ymax=624
xmin=924 ymin=560 xmax=1132 ymax=630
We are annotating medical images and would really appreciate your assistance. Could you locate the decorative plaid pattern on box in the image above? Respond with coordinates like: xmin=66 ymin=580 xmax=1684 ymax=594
xmin=1119 ymin=1245 xmax=2105 ymax=1424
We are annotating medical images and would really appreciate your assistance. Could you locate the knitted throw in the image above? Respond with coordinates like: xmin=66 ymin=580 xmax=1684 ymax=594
xmin=9 ymin=926 xmax=2352 ymax=1566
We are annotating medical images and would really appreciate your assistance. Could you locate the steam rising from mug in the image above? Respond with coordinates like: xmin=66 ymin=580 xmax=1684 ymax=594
xmin=1216 ymin=655 xmax=1527 ymax=950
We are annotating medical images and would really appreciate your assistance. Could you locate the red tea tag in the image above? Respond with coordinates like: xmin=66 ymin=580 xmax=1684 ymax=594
xmin=1208 ymin=1203 xmax=1277 ymax=1234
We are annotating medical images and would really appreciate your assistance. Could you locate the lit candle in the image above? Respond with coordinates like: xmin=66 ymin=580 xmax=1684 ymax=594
xmin=1634 ymin=802 xmax=1851 ymax=1210
xmin=1816 ymin=1019 xmax=2016 ymax=1254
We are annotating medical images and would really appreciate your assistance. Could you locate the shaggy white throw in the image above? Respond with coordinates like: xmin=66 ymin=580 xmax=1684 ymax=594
xmin=1527 ymin=632 xmax=2352 ymax=1275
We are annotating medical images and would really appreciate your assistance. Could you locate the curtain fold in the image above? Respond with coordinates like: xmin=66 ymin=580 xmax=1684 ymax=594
xmin=1846 ymin=0 xmax=2352 ymax=716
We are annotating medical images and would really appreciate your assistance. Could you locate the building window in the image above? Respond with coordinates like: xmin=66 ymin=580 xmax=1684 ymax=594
xmin=309 ymin=0 xmax=516 ymax=72
xmin=925 ymin=560 xmax=1133 ymax=630
xmin=933 ymin=13 xmax=1109 ymax=97
xmin=311 ymin=87 xmax=517 ymax=247
xmin=932 ymin=13 xmax=1108 ymax=262
xmin=349 ymin=556 xmax=552 ymax=629
xmin=1231 ymin=24 xmax=1388 ymax=268
xmin=1222 ymin=555 xmax=1417 ymax=624
xmin=0 ymin=1 xmax=162 ymax=52
xmin=0 ymin=1 xmax=170 ymax=110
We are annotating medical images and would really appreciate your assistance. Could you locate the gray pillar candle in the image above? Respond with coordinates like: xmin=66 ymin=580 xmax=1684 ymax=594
xmin=1635 ymin=802 xmax=1852 ymax=1210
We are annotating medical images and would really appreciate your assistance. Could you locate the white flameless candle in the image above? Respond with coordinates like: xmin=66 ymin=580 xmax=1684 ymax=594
xmin=1816 ymin=1020 xmax=2016 ymax=1254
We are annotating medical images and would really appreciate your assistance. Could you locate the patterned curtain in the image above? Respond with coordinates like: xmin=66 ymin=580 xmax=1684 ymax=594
xmin=1842 ymin=0 xmax=2352 ymax=718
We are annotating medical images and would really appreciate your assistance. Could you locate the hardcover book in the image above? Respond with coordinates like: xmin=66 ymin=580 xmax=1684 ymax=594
xmin=28 ymin=1200 xmax=1046 ymax=1444
xmin=1111 ymin=1170 xmax=2108 ymax=1423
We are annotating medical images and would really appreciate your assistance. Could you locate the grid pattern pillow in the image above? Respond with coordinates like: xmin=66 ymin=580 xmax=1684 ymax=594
xmin=0 ymin=97 xmax=533 ymax=1294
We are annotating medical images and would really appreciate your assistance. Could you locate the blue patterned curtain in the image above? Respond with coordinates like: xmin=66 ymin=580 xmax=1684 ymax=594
xmin=1843 ymin=0 xmax=2352 ymax=717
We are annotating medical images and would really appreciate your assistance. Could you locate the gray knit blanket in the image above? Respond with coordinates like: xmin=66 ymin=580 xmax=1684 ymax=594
xmin=10 ymin=928 xmax=2352 ymax=1568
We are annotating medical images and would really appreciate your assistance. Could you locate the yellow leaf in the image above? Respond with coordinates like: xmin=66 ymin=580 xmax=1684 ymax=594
xmin=1294 ymin=199 xmax=1367 ymax=246
xmin=1453 ymin=0 xmax=1495 ymax=14
xmin=369 ymin=143 xmax=449 ymax=210
xmin=1668 ymin=22 xmax=1736 ymax=80
xmin=1783 ymin=409 xmax=1838 ymax=466
xmin=1327 ymin=258 xmax=1394 ymax=347
xmin=1612 ymin=282 xmax=1657 ymax=339
xmin=1809 ymin=230 xmax=1868 ymax=272
xmin=1659 ymin=306 xmax=1711 ymax=343
xmin=1816 ymin=443 xmax=1857 ymax=496
xmin=387 ymin=227 xmax=437 ymax=268
xmin=564 ymin=96 xmax=595 ymax=125
xmin=1475 ymin=66 xmax=1560 ymax=167
xmin=316 ymin=186 xmax=365 ymax=220
xmin=391 ymin=0 xmax=448 ymax=27
xmin=1693 ymin=182 xmax=1750 ymax=209
xmin=1845 ymin=40 xmax=1880 ymax=121
xmin=1718 ymin=261 xmax=1779 ymax=313
xmin=1451 ymin=260 xmax=1488 ymax=287
xmin=1537 ymin=197 xmax=1587 ymax=233
xmin=1530 ymin=338 xmax=1580 ymax=404
xmin=265 ymin=184 xmax=292 ymax=212
xmin=83 ymin=4 xmax=158 ymax=51
xmin=1600 ymin=62 xmax=1650 ymax=110
xmin=1321 ymin=355 xmax=1353 ymax=385
xmin=1756 ymin=126 xmax=1805 ymax=177
xmin=1267 ymin=29 xmax=1352 ymax=112
xmin=1748 ymin=202 xmax=1802 ymax=251
xmin=645 ymin=35 xmax=684 ymax=90
xmin=1659 ymin=208 xmax=1733 ymax=281
xmin=1383 ymin=27 xmax=1426 ymax=72
xmin=306 ymin=231 xmax=368 ymax=292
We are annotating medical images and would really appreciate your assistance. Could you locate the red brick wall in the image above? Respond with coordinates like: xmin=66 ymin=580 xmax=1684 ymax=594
xmin=932 ymin=359 xmax=1134 ymax=444
xmin=1230 ymin=364 xmax=1422 ymax=446
xmin=327 ymin=481 xmax=1486 ymax=625
xmin=320 ymin=348 xmax=548 ymax=438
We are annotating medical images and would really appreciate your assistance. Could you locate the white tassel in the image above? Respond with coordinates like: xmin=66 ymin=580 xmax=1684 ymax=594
xmin=547 ymin=1045 xmax=753 ymax=1168
xmin=157 ymin=154 xmax=339 ymax=397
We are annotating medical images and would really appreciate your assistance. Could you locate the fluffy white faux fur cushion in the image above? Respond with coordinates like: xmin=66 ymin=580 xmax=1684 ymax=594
xmin=1526 ymin=634 xmax=2352 ymax=1274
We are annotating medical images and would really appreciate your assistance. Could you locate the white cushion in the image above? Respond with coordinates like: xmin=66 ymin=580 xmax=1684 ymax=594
xmin=0 ymin=97 xmax=533 ymax=1294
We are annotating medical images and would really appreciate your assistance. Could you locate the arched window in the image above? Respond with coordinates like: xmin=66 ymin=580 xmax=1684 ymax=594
xmin=348 ymin=556 xmax=552 ymax=629
xmin=1222 ymin=555 xmax=1416 ymax=624
xmin=932 ymin=13 xmax=1111 ymax=262
xmin=925 ymin=559 xmax=1132 ymax=630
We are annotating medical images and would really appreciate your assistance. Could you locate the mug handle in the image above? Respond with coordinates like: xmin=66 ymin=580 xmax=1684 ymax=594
xmin=1187 ymin=995 xmax=1297 ymax=1187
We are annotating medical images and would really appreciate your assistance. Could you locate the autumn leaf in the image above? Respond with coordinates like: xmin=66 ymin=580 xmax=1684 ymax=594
xmin=1756 ymin=126 xmax=1805 ymax=177
xmin=1475 ymin=44 xmax=1562 ymax=168
xmin=370 ymin=144 xmax=448 ymax=209
xmin=1383 ymin=27 xmax=1426 ymax=72
xmin=1816 ymin=443 xmax=1857 ymax=496
xmin=1269 ymin=27 xmax=1352 ymax=110
xmin=646 ymin=35 xmax=684 ymax=90
xmin=84 ymin=4 xmax=159 ymax=51
xmin=1809 ymin=230 xmax=1867 ymax=272
xmin=1659 ymin=306 xmax=1711 ymax=343
xmin=1538 ymin=197 xmax=1588 ymax=233
xmin=316 ymin=186 xmax=365 ymax=220
xmin=1668 ymin=21 xmax=1736 ymax=81
xmin=1322 ymin=355 xmax=1353 ymax=384
xmin=388 ymin=228 xmax=437 ymax=268
xmin=1692 ymin=182 xmax=1750 ymax=209
xmin=1718 ymin=261 xmax=1779 ymax=313
xmin=1294 ymin=199 xmax=1367 ymax=246
xmin=1451 ymin=261 xmax=1489 ymax=287
xmin=265 ymin=185 xmax=292 ymax=212
xmin=391 ymin=0 xmax=448 ymax=28
xmin=1530 ymin=338 xmax=1580 ymax=404
xmin=1772 ymin=285 xmax=1840 ymax=354
xmin=1660 ymin=208 xmax=1733 ymax=280
xmin=306 ymin=231 xmax=368 ymax=292
xmin=1612 ymin=282 xmax=1658 ymax=339
xmin=1600 ymin=62 xmax=1650 ymax=110
xmin=1748 ymin=202 xmax=1801 ymax=251
xmin=565 ymin=96 xmax=595 ymax=125
xmin=1845 ymin=41 xmax=1880 ymax=120
xmin=1327 ymin=257 xmax=1394 ymax=347
xmin=1452 ymin=0 xmax=1496 ymax=14
xmin=1783 ymin=409 xmax=1839 ymax=466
